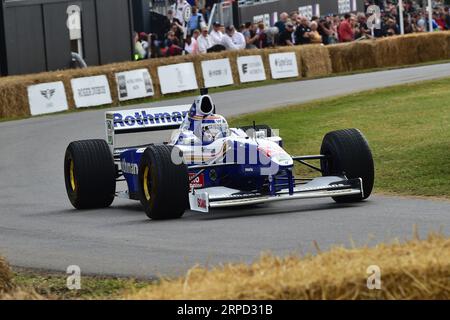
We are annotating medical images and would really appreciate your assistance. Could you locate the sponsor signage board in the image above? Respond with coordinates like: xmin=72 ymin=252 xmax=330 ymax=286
xmin=158 ymin=63 xmax=198 ymax=94
xmin=269 ymin=52 xmax=299 ymax=79
xmin=237 ymin=55 xmax=266 ymax=83
xmin=71 ymin=75 xmax=112 ymax=108
xmin=201 ymin=58 xmax=233 ymax=88
xmin=115 ymin=68 xmax=154 ymax=101
xmin=27 ymin=81 xmax=69 ymax=116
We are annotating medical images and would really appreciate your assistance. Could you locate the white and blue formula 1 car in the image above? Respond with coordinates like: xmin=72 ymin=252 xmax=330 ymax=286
xmin=64 ymin=89 xmax=374 ymax=220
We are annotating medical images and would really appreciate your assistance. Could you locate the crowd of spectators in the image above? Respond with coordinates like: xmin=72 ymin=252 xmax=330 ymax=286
xmin=133 ymin=0 xmax=450 ymax=60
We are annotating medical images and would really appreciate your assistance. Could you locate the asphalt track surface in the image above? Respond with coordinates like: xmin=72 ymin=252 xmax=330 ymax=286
xmin=1 ymin=63 xmax=449 ymax=278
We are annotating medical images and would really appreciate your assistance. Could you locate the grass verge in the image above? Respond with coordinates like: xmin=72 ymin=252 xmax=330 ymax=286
xmin=229 ymin=77 xmax=450 ymax=198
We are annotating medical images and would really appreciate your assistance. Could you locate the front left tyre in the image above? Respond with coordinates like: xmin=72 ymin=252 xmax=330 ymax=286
xmin=64 ymin=139 xmax=116 ymax=209
xmin=138 ymin=145 xmax=189 ymax=220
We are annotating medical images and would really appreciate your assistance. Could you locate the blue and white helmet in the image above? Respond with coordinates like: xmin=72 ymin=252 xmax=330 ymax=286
xmin=201 ymin=115 xmax=229 ymax=144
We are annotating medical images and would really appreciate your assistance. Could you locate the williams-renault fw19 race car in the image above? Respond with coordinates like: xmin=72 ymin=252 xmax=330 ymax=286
xmin=64 ymin=90 xmax=374 ymax=220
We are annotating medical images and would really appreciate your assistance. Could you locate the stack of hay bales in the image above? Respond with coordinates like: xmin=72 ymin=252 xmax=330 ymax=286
xmin=297 ymin=44 xmax=332 ymax=78
xmin=374 ymin=32 xmax=449 ymax=68
xmin=0 ymin=255 xmax=13 ymax=293
xmin=328 ymin=41 xmax=378 ymax=73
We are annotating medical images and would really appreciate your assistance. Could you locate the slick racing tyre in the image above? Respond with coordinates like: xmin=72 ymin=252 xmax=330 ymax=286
xmin=239 ymin=124 xmax=273 ymax=137
xmin=320 ymin=129 xmax=374 ymax=203
xmin=64 ymin=140 xmax=116 ymax=209
xmin=138 ymin=145 xmax=189 ymax=220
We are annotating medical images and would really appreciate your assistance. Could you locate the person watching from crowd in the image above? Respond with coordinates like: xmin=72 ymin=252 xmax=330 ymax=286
xmin=318 ymin=17 xmax=333 ymax=45
xmin=171 ymin=22 xmax=184 ymax=43
xmin=168 ymin=38 xmax=183 ymax=56
xmin=275 ymin=12 xmax=289 ymax=33
xmin=188 ymin=6 xmax=205 ymax=36
xmin=243 ymin=22 xmax=259 ymax=49
xmin=139 ymin=32 xmax=149 ymax=53
xmin=164 ymin=31 xmax=177 ymax=48
xmin=338 ymin=13 xmax=355 ymax=42
xmin=278 ymin=22 xmax=294 ymax=46
xmin=192 ymin=29 xmax=200 ymax=41
xmin=197 ymin=27 xmax=212 ymax=53
xmin=295 ymin=17 xmax=312 ymax=45
xmin=309 ymin=21 xmax=323 ymax=44
xmin=184 ymin=34 xmax=199 ymax=54
xmin=210 ymin=21 xmax=224 ymax=46
xmin=256 ymin=22 xmax=269 ymax=48
xmin=226 ymin=25 xmax=246 ymax=50
xmin=133 ymin=32 xmax=146 ymax=60
xmin=445 ymin=7 xmax=450 ymax=30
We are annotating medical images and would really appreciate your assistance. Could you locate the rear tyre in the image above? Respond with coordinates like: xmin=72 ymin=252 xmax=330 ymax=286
xmin=239 ymin=124 xmax=273 ymax=137
xmin=64 ymin=140 xmax=116 ymax=209
xmin=320 ymin=129 xmax=374 ymax=203
xmin=138 ymin=145 xmax=189 ymax=220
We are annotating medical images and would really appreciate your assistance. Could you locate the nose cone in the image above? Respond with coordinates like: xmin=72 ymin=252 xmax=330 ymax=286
xmin=271 ymin=152 xmax=294 ymax=167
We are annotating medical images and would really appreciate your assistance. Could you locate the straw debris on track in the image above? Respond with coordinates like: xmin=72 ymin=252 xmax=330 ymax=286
xmin=126 ymin=235 xmax=450 ymax=300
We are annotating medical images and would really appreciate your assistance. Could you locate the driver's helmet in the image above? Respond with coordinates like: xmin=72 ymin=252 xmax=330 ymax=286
xmin=201 ymin=115 xmax=229 ymax=144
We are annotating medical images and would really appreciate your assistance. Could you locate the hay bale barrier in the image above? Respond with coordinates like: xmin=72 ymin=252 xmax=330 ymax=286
xmin=0 ymin=255 xmax=13 ymax=293
xmin=0 ymin=32 xmax=449 ymax=120
xmin=127 ymin=235 xmax=450 ymax=300
xmin=328 ymin=41 xmax=378 ymax=73
xmin=298 ymin=44 xmax=332 ymax=78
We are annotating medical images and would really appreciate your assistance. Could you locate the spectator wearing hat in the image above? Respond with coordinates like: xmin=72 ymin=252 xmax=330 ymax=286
xmin=278 ymin=22 xmax=294 ymax=46
xmin=208 ymin=21 xmax=226 ymax=52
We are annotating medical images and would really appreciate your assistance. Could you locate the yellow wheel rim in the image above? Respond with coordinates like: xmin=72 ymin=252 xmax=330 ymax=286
xmin=69 ymin=159 xmax=76 ymax=191
xmin=143 ymin=166 xmax=151 ymax=201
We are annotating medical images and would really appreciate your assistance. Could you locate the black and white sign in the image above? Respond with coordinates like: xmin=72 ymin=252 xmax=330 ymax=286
xmin=201 ymin=59 xmax=233 ymax=88
xmin=338 ymin=0 xmax=351 ymax=14
xmin=27 ymin=81 xmax=69 ymax=116
xmin=115 ymin=69 xmax=154 ymax=102
xmin=71 ymin=75 xmax=112 ymax=108
xmin=237 ymin=55 xmax=266 ymax=83
xmin=299 ymin=6 xmax=313 ymax=20
xmin=269 ymin=52 xmax=299 ymax=79
xmin=158 ymin=63 xmax=198 ymax=94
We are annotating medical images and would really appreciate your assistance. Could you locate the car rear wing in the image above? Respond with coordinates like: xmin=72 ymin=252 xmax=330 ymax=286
xmin=105 ymin=104 xmax=191 ymax=152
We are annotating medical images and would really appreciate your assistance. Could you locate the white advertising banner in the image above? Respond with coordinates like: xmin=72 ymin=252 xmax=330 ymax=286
xmin=299 ymin=5 xmax=313 ymax=20
xmin=71 ymin=75 xmax=112 ymax=108
xmin=201 ymin=58 xmax=233 ymax=88
xmin=269 ymin=52 xmax=299 ymax=79
xmin=27 ymin=81 xmax=68 ymax=116
xmin=158 ymin=62 xmax=198 ymax=94
xmin=237 ymin=55 xmax=266 ymax=83
xmin=338 ymin=0 xmax=351 ymax=14
xmin=115 ymin=68 xmax=154 ymax=101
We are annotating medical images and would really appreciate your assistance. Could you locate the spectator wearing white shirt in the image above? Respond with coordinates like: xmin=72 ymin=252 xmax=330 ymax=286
xmin=225 ymin=26 xmax=246 ymax=50
xmin=207 ymin=21 xmax=227 ymax=52
xmin=184 ymin=34 xmax=199 ymax=54
xmin=209 ymin=21 xmax=224 ymax=46
xmin=197 ymin=27 xmax=212 ymax=53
